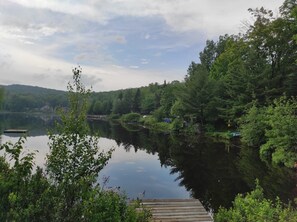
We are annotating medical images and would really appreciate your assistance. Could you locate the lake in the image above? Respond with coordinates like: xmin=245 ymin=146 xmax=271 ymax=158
xmin=0 ymin=113 xmax=296 ymax=212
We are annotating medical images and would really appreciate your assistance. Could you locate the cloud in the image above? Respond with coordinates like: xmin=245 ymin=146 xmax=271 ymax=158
xmin=0 ymin=52 xmax=13 ymax=69
xmin=129 ymin=65 xmax=139 ymax=69
xmin=141 ymin=59 xmax=149 ymax=65
xmin=0 ymin=0 xmax=283 ymax=92
xmin=81 ymin=74 xmax=103 ymax=87
xmin=8 ymin=0 xmax=282 ymax=37
xmin=9 ymin=0 xmax=107 ymax=24
xmin=144 ymin=34 xmax=150 ymax=40
xmin=0 ymin=42 xmax=181 ymax=91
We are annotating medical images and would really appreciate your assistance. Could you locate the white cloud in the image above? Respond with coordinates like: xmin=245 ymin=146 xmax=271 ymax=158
xmin=10 ymin=0 xmax=106 ymax=23
xmin=9 ymin=0 xmax=283 ymax=37
xmin=0 ymin=0 xmax=284 ymax=91
xmin=144 ymin=34 xmax=150 ymax=40
xmin=129 ymin=65 xmax=139 ymax=69
xmin=141 ymin=59 xmax=149 ymax=65
xmin=0 ymin=43 xmax=179 ymax=91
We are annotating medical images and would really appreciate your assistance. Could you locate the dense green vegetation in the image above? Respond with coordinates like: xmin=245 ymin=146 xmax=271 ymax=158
xmin=88 ymin=119 xmax=296 ymax=213
xmin=215 ymin=181 xmax=297 ymax=222
xmin=85 ymin=0 xmax=297 ymax=129
xmin=0 ymin=68 xmax=150 ymax=221
xmin=2 ymin=1 xmax=296 ymax=168
xmin=98 ymin=0 xmax=297 ymax=168
xmin=1 ymin=84 xmax=67 ymax=112
xmin=1 ymin=1 xmax=297 ymax=220
xmin=0 ymin=87 xmax=4 ymax=108
xmin=240 ymin=96 xmax=297 ymax=167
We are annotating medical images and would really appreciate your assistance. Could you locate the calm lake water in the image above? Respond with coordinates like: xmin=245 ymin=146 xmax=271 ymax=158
xmin=0 ymin=113 xmax=296 ymax=212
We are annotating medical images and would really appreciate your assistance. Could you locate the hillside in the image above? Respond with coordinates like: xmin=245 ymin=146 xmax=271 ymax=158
xmin=1 ymin=84 xmax=68 ymax=112
xmin=2 ymin=84 xmax=65 ymax=95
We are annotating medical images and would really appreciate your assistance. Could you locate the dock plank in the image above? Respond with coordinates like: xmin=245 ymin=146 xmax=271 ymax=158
xmin=4 ymin=129 xmax=27 ymax=133
xmin=139 ymin=199 xmax=213 ymax=222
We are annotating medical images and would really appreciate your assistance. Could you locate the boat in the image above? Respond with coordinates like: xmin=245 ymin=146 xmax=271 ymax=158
xmin=230 ymin=131 xmax=241 ymax=137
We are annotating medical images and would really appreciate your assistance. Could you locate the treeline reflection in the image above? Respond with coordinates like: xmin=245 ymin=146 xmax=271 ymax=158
xmin=1 ymin=114 xmax=295 ymax=212
xmin=89 ymin=120 xmax=295 ymax=211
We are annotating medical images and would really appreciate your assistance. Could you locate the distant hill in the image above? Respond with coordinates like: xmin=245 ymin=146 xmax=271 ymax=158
xmin=2 ymin=84 xmax=65 ymax=95
xmin=0 ymin=82 xmax=169 ymax=116
xmin=1 ymin=84 xmax=68 ymax=112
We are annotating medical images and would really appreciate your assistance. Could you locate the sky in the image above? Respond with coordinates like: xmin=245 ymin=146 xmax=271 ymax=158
xmin=0 ymin=0 xmax=283 ymax=92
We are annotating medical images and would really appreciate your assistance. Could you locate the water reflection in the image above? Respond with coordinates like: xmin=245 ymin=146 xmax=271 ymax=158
xmin=0 ymin=114 xmax=295 ymax=212
xmin=98 ymin=138 xmax=189 ymax=199
xmin=0 ymin=113 xmax=56 ymax=137
xmin=89 ymin=120 xmax=295 ymax=211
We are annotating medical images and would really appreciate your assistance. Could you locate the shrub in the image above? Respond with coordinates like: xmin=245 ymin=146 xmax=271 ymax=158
xmin=215 ymin=181 xmax=297 ymax=222
xmin=140 ymin=115 xmax=157 ymax=127
xmin=0 ymin=68 xmax=151 ymax=222
xmin=240 ymin=104 xmax=267 ymax=147
xmin=109 ymin=113 xmax=120 ymax=120
xmin=121 ymin=113 xmax=141 ymax=123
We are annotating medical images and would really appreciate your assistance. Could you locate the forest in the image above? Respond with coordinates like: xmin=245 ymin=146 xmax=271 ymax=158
xmin=2 ymin=0 xmax=297 ymax=168
xmin=81 ymin=0 xmax=297 ymax=169
xmin=0 ymin=0 xmax=297 ymax=221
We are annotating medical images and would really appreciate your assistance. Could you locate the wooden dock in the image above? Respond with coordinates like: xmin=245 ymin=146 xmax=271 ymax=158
xmin=3 ymin=129 xmax=27 ymax=134
xmin=140 ymin=199 xmax=213 ymax=222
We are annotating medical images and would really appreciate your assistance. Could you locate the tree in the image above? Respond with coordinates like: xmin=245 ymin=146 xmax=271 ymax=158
xmin=199 ymin=40 xmax=217 ymax=71
xmin=132 ymin=88 xmax=141 ymax=113
xmin=159 ymin=81 xmax=179 ymax=117
xmin=240 ymin=96 xmax=297 ymax=168
xmin=122 ymin=89 xmax=134 ymax=113
xmin=0 ymin=136 xmax=56 ymax=221
xmin=0 ymin=68 xmax=150 ymax=221
xmin=260 ymin=96 xmax=297 ymax=168
xmin=141 ymin=94 xmax=155 ymax=114
xmin=247 ymin=4 xmax=297 ymax=98
xmin=209 ymin=37 xmax=270 ymax=122
xmin=240 ymin=104 xmax=267 ymax=147
xmin=93 ymin=100 xmax=103 ymax=114
xmin=200 ymin=35 xmax=232 ymax=71
xmin=46 ymin=67 xmax=113 ymax=220
xmin=0 ymin=87 xmax=4 ymax=109
xmin=102 ymin=100 xmax=112 ymax=114
xmin=177 ymin=63 xmax=219 ymax=126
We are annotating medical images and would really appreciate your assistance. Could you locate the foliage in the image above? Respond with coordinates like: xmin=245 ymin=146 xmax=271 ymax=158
xmin=0 ymin=137 xmax=51 ymax=221
xmin=215 ymin=181 xmax=297 ymax=222
xmin=109 ymin=113 xmax=121 ymax=120
xmin=139 ymin=115 xmax=157 ymax=126
xmin=240 ymin=104 xmax=267 ymax=147
xmin=213 ymin=39 xmax=265 ymax=122
xmin=140 ymin=94 xmax=155 ymax=114
xmin=0 ymin=68 xmax=150 ymax=221
xmin=83 ymin=190 xmax=151 ymax=222
xmin=140 ymin=115 xmax=172 ymax=132
xmin=0 ymin=86 xmax=4 ymax=109
xmin=2 ymin=85 xmax=67 ymax=112
xmin=120 ymin=112 xmax=141 ymax=123
xmin=200 ymin=35 xmax=230 ymax=71
xmin=170 ymin=118 xmax=183 ymax=132
xmin=0 ymin=138 xmax=150 ymax=221
xmin=259 ymin=96 xmax=297 ymax=167
xmin=158 ymin=81 xmax=180 ymax=118
xmin=240 ymin=96 xmax=297 ymax=168
xmin=2 ymin=1 xmax=297 ymax=168
xmin=176 ymin=63 xmax=219 ymax=127
xmin=132 ymin=89 xmax=141 ymax=113
xmin=248 ymin=2 xmax=297 ymax=98
xmin=46 ymin=67 xmax=114 ymax=220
